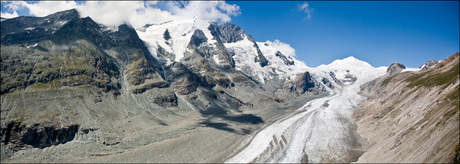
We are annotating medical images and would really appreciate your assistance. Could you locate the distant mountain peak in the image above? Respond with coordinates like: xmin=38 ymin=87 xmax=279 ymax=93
xmin=48 ymin=8 xmax=80 ymax=18
xmin=387 ymin=63 xmax=406 ymax=75
xmin=419 ymin=60 xmax=438 ymax=71
xmin=318 ymin=56 xmax=373 ymax=71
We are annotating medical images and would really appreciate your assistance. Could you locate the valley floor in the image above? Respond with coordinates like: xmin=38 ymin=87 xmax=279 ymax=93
xmin=79 ymin=95 xmax=321 ymax=163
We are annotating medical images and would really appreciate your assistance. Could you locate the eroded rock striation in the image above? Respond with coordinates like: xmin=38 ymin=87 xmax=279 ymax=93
xmin=355 ymin=53 xmax=460 ymax=163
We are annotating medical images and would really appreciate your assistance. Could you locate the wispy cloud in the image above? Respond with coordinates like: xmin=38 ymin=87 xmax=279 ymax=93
xmin=297 ymin=2 xmax=313 ymax=20
xmin=0 ymin=1 xmax=241 ymax=30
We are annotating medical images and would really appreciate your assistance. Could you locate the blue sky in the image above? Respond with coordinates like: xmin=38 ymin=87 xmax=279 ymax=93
xmin=228 ymin=1 xmax=460 ymax=67
xmin=2 ymin=1 xmax=459 ymax=68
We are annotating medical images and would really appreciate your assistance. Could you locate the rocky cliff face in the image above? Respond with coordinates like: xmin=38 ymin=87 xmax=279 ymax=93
xmin=283 ymin=72 xmax=317 ymax=96
xmin=0 ymin=9 xmax=325 ymax=162
xmin=208 ymin=23 xmax=268 ymax=68
xmin=355 ymin=52 xmax=459 ymax=163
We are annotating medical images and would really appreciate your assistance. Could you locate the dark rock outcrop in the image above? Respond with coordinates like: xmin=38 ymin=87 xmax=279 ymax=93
xmin=211 ymin=23 xmax=246 ymax=43
xmin=321 ymin=77 xmax=334 ymax=89
xmin=163 ymin=29 xmax=171 ymax=41
xmin=153 ymin=90 xmax=178 ymax=107
xmin=387 ymin=63 xmax=406 ymax=75
xmin=275 ymin=51 xmax=294 ymax=66
xmin=255 ymin=49 xmax=269 ymax=67
xmin=165 ymin=62 xmax=201 ymax=95
xmin=284 ymin=72 xmax=316 ymax=95
xmin=1 ymin=121 xmax=79 ymax=150
xmin=188 ymin=29 xmax=208 ymax=48
xmin=343 ymin=73 xmax=357 ymax=84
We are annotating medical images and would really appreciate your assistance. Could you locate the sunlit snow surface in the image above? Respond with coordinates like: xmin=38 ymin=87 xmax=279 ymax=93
xmin=137 ymin=18 xmax=216 ymax=62
xmin=257 ymin=41 xmax=309 ymax=80
xmin=226 ymin=57 xmax=388 ymax=163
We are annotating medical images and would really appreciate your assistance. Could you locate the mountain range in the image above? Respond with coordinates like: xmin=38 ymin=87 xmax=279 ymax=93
xmin=1 ymin=9 xmax=458 ymax=163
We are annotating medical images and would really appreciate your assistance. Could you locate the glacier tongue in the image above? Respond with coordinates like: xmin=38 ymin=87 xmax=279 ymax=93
xmin=226 ymin=57 xmax=387 ymax=163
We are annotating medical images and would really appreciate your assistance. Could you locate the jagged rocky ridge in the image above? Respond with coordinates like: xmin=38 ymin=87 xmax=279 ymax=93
xmin=0 ymin=9 xmax=324 ymax=162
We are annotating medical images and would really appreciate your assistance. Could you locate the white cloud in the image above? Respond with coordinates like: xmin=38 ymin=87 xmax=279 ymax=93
xmin=0 ymin=1 xmax=240 ymax=30
xmin=297 ymin=2 xmax=313 ymax=20
xmin=1 ymin=1 xmax=26 ymax=18
xmin=3 ymin=1 xmax=26 ymax=11
xmin=76 ymin=1 xmax=163 ymax=29
xmin=266 ymin=39 xmax=296 ymax=57
xmin=1 ymin=11 xmax=18 ymax=19
xmin=1 ymin=1 xmax=79 ymax=17
xmin=165 ymin=1 xmax=240 ymax=29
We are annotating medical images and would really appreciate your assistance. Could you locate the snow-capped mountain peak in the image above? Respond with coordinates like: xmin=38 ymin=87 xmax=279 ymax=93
xmin=136 ymin=17 xmax=388 ymax=93
xmin=317 ymin=56 xmax=373 ymax=70
xmin=137 ymin=18 xmax=217 ymax=62
xmin=310 ymin=56 xmax=387 ymax=93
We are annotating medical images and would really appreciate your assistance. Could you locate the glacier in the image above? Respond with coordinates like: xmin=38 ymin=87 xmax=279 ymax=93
xmin=226 ymin=57 xmax=388 ymax=163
